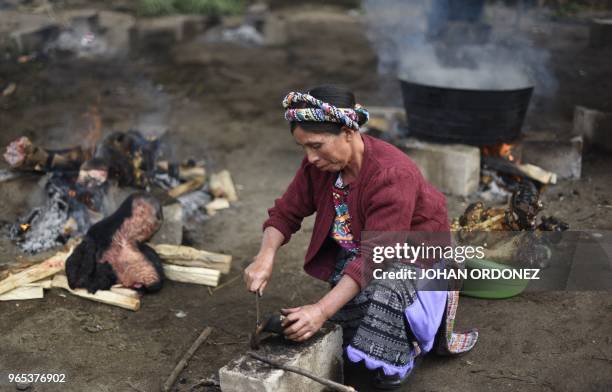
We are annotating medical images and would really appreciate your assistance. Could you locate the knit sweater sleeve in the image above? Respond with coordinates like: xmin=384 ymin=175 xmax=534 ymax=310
xmin=262 ymin=157 xmax=316 ymax=245
xmin=343 ymin=166 xmax=419 ymax=289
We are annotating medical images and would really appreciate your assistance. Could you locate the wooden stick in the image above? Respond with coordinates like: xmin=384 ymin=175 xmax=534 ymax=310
xmin=0 ymin=286 xmax=44 ymax=301
xmin=162 ymin=264 xmax=220 ymax=287
xmin=162 ymin=326 xmax=213 ymax=392
xmin=247 ymin=351 xmax=356 ymax=392
xmin=168 ymin=176 xmax=205 ymax=199
xmin=0 ymin=250 xmax=70 ymax=296
xmin=209 ymin=170 xmax=238 ymax=202
xmin=51 ymin=274 xmax=141 ymax=311
xmin=151 ymin=244 xmax=232 ymax=274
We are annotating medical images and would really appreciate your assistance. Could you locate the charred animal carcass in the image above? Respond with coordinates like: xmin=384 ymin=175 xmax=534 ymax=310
xmin=65 ymin=193 xmax=165 ymax=293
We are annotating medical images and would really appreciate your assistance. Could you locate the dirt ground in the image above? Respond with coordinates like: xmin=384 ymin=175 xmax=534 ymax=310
xmin=0 ymin=3 xmax=611 ymax=392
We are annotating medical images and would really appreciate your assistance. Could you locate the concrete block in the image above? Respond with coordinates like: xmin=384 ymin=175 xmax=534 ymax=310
xmin=129 ymin=15 xmax=210 ymax=53
xmin=10 ymin=23 xmax=61 ymax=53
xmin=219 ymin=324 xmax=343 ymax=392
xmin=150 ymin=203 xmax=183 ymax=245
xmin=573 ymin=105 xmax=612 ymax=153
xmin=396 ymin=138 xmax=480 ymax=197
xmin=589 ymin=18 xmax=612 ymax=48
xmin=521 ymin=137 xmax=583 ymax=180
xmin=364 ymin=106 xmax=406 ymax=135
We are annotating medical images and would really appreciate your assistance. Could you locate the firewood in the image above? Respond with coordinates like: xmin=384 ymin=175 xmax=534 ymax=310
xmin=151 ymin=244 xmax=232 ymax=274
xmin=156 ymin=161 xmax=207 ymax=181
xmin=0 ymin=250 xmax=70 ymax=296
xmin=162 ymin=264 xmax=220 ymax=287
xmin=110 ymin=285 xmax=142 ymax=299
xmin=3 ymin=136 xmax=86 ymax=172
xmin=25 ymin=278 xmax=53 ymax=289
xmin=209 ymin=170 xmax=238 ymax=202
xmin=51 ymin=274 xmax=141 ymax=311
xmin=516 ymin=163 xmax=557 ymax=184
xmin=205 ymin=198 xmax=230 ymax=216
xmin=168 ymin=176 xmax=206 ymax=199
xmin=0 ymin=286 xmax=44 ymax=301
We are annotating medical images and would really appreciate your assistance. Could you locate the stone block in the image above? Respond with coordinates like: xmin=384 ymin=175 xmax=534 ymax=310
xmin=10 ymin=23 xmax=61 ymax=53
xmin=589 ymin=18 xmax=612 ymax=48
xmin=129 ymin=15 xmax=210 ymax=53
xmin=520 ymin=137 xmax=583 ymax=180
xmin=396 ymin=138 xmax=480 ymax=197
xmin=573 ymin=105 xmax=612 ymax=153
xmin=219 ymin=324 xmax=343 ymax=392
xmin=150 ymin=203 xmax=183 ymax=245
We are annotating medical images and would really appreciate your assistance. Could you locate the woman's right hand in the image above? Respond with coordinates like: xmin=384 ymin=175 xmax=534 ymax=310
xmin=244 ymin=251 xmax=274 ymax=294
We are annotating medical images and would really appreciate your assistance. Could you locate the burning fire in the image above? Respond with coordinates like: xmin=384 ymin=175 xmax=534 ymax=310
xmin=481 ymin=143 xmax=520 ymax=163
xmin=20 ymin=223 xmax=30 ymax=232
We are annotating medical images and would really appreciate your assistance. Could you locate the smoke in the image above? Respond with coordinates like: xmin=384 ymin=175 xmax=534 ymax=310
xmin=363 ymin=0 xmax=557 ymax=93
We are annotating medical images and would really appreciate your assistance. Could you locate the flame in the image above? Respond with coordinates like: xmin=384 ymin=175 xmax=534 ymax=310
xmin=68 ymin=190 xmax=77 ymax=198
xmin=20 ymin=223 xmax=30 ymax=232
xmin=482 ymin=143 xmax=518 ymax=163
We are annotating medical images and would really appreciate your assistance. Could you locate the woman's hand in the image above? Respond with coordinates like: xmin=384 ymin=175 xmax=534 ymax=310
xmin=281 ymin=304 xmax=328 ymax=342
xmin=244 ymin=251 xmax=274 ymax=294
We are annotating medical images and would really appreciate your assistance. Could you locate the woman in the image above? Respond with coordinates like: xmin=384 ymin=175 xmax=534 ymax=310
xmin=244 ymin=85 xmax=477 ymax=389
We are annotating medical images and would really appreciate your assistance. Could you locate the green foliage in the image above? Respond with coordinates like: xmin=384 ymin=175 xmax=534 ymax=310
xmin=138 ymin=0 xmax=245 ymax=17
xmin=137 ymin=0 xmax=176 ymax=16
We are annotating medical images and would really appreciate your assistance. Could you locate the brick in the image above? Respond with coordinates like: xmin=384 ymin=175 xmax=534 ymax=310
xmin=219 ymin=324 xmax=343 ymax=392
xmin=10 ymin=23 xmax=60 ymax=53
xmin=129 ymin=15 xmax=210 ymax=53
xmin=589 ymin=18 xmax=612 ymax=48
xmin=396 ymin=138 xmax=480 ymax=197
xmin=521 ymin=137 xmax=583 ymax=180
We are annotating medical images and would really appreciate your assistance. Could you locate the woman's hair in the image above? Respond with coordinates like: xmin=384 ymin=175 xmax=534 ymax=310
xmin=289 ymin=85 xmax=367 ymax=135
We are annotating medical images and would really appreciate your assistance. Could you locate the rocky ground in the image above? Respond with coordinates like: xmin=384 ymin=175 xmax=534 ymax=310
xmin=0 ymin=2 xmax=611 ymax=392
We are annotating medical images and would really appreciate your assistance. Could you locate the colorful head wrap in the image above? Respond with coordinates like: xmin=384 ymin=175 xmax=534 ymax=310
xmin=282 ymin=91 xmax=369 ymax=131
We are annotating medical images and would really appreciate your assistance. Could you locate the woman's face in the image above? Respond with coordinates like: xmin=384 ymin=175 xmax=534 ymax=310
xmin=293 ymin=126 xmax=353 ymax=172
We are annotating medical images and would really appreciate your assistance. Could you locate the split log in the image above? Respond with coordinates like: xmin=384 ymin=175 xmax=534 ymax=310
xmin=151 ymin=244 xmax=232 ymax=274
xmin=209 ymin=170 xmax=238 ymax=202
xmin=51 ymin=274 xmax=141 ymax=311
xmin=205 ymin=198 xmax=230 ymax=216
xmin=110 ymin=285 xmax=142 ymax=299
xmin=26 ymin=278 xmax=53 ymax=289
xmin=162 ymin=264 xmax=220 ymax=287
xmin=516 ymin=163 xmax=557 ymax=184
xmin=168 ymin=176 xmax=206 ymax=199
xmin=0 ymin=286 xmax=44 ymax=301
xmin=0 ymin=250 xmax=70 ymax=296
xmin=157 ymin=161 xmax=206 ymax=182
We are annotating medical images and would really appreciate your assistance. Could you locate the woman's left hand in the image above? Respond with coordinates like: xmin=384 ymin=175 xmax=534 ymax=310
xmin=281 ymin=304 xmax=327 ymax=342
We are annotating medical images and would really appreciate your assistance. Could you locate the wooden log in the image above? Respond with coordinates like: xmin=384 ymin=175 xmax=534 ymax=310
xmin=516 ymin=163 xmax=557 ymax=184
xmin=209 ymin=170 xmax=238 ymax=202
xmin=162 ymin=264 xmax=220 ymax=287
xmin=0 ymin=250 xmax=70 ymax=296
xmin=51 ymin=274 xmax=141 ymax=311
xmin=110 ymin=285 xmax=142 ymax=299
xmin=168 ymin=176 xmax=205 ymax=199
xmin=26 ymin=278 xmax=53 ymax=289
xmin=205 ymin=197 xmax=230 ymax=216
xmin=0 ymin=286 xmax=44 ymax=301
xmin=151 ymin=244 xmax=232 ymax=274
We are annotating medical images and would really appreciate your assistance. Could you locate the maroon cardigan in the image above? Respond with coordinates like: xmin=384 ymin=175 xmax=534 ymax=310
xmin=263 ymin=134 xmax=450 ymax=289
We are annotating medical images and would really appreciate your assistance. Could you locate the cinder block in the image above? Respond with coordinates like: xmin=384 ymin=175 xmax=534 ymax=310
xmin=396 ymin=138 xmax=480 ymax=197
xmin=150 ymin=203 xmax=183 ymax=245
xmin=219 ymin=324 xmax=343 ymax=392
xmin=589 ymin=18 xmax=612 ymax=48
xmin=129 ymin=15 xmax=209 ymax=52
xmin=573 ymin=105 xmax=612 ymax=153
xmin=10 ymin=23 xmax=61 ymax=53
xmin=521 ymin=137 xmax=583 ymax=180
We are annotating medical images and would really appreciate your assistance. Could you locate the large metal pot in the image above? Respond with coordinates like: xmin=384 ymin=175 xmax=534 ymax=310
xmin=400 ymin=79 xmax=534 ymax=145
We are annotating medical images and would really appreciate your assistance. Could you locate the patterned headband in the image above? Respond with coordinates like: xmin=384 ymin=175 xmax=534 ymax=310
xmin=282 ymin=91 xmax=369 ymax=131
